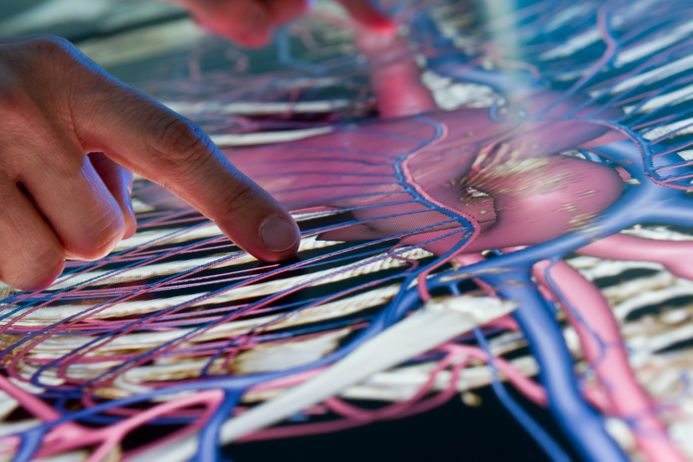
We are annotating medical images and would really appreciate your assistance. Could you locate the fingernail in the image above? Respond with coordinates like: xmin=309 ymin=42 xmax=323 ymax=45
xmin=260 ymin=216 xmax=299 ymax=252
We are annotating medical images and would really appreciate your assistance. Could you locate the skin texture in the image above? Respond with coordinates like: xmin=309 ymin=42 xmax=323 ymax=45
xmin=0 ymin=1 xmax=394 ymax=291
xmin=0 ymin=36 xmax=300 ymax=291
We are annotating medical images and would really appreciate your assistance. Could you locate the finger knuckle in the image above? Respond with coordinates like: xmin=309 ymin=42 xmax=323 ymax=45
xmin=5 ymin=245 xmax=64 ymax=291
xmin=146 ymin=115 xmax=212 ymax=171
xmin=26 ymin=35 xmax=75 ymax=61
xmin=88 ymin=215 xmax=125 ymax=259
xmin=226 ymin=181 xmax=258 ymax=214
xmin=67 ymin=212 xmax=125 ymax=261
xmin=0 ymin=35 xmax=79 ymax=111
xmin=5 ymin=35 xmax=81 ymax=87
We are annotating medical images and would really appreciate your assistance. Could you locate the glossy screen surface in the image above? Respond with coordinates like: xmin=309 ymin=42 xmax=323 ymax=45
xmin=0 ymin=1 xmax=691 ymax=461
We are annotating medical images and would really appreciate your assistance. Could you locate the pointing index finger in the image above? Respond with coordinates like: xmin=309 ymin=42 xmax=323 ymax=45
xmin=73 ymin=76 xmax=299 ymax=261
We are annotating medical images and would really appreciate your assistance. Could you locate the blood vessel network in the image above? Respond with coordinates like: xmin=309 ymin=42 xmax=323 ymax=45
xmin=0 ymin=1 xmax=691 ymax=461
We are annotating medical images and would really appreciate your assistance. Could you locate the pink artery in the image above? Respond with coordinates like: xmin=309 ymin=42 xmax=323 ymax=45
xmin=223 ymin=30 xmax=689 ymax=460
xmin=533 ymin=260 xmax=685 ymax=461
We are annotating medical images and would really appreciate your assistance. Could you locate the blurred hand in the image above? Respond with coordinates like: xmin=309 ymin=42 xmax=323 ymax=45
xmin=0 ymin=36 xmax=300 ymax=290
xmin=174 ymin=0 xmax=395 ymax=47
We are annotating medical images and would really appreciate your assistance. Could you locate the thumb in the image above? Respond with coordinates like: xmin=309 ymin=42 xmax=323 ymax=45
xmin=65 ymin=49 xmax=300 ymax=261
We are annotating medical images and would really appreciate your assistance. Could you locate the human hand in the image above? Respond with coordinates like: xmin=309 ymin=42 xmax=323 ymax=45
xmin=0 ymin=36 xmax=300 ymax=291
xmin=174 ymin=0 xmax=395 ymax=47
